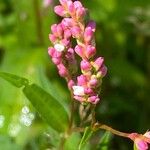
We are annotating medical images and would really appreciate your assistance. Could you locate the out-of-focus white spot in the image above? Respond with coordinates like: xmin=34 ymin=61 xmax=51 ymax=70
xmin=0 ymin=115 xmax=5 ymax=128
xmin=22 ymin=106 xmax=29 ymax=114
xmin=8 ymin=123 xmax=21 ymax=137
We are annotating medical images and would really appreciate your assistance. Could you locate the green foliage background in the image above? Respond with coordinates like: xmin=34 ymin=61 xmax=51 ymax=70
xmin=0 ymin=0 xmax=150 ymax=149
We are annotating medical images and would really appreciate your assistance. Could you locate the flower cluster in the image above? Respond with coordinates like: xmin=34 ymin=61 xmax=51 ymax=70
xmin=128 ymin=131 xmax=150 ymax=150
xmin=48 ymin=0 xmax=107 ymax=104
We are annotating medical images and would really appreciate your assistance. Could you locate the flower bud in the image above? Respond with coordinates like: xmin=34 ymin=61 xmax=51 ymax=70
xmin=75 ymin=45 xmax=85 ymax=58
xmin=84 ymin=27 xmax=94 ymax=43
xmin=77 ymin=75 xmax=87 ymax=86
xmin=88 ymin=95 xmax=100 ymax=104
xmin=56 ymin=24 xmax=63 ymax=38
xmin=64 ymin=29 xmax=72 ymax=39
xmin=85 ymin=45 xmax=96 ymax=59
xmin=71 ymin=26 xmax=82 ymax=38
xmin=49 ymin=34 xmax=57 ymax=43
xmin=93 ymin=57 xmax=104 ymax=71
xmin=80 ymin=60 xmax=92 ymax=72
xmin=73 ymin=86 xmax=85 ymax=96
xmin=54 ymin=5 xmax=68 ymax=17
xmin=57 ymin=63 xmax=68 ymax=77
xmin=68 ymin=80 xmax=75 ymax=89
xmin=87 ymin=20 xmax=96 ymax=32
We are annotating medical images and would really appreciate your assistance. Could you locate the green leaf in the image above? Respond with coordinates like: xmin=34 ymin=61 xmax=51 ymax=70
xmin=97 ymin=131 xmax=112 ymax=150
xmin=0 ymin=72 xmax=29 ymax=88
xmin=23 ymin=84 xmax=69 ymax=132
xmin=78 ymin=127 xmax=93 ymax=150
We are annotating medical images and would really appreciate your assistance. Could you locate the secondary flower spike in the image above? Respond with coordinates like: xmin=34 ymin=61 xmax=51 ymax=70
xmin=48 ymin=0 xmax=107 ymax=104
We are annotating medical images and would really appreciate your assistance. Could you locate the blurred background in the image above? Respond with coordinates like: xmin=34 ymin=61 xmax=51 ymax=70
xmin=0 ymin=0 xmax=150 ymax=149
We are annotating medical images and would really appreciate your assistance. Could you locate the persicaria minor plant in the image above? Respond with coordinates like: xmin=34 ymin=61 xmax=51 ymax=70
xmin=48 ymin=0 xmax=150 ymax=149
xmin=0 ymin=0 xmax=149 ymax=150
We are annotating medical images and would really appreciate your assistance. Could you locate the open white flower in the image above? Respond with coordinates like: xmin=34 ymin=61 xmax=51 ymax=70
xmin=54 ymin=43 xmax=65 ymax=52
xmin=72 ymin=86 xmax=85 ymax=96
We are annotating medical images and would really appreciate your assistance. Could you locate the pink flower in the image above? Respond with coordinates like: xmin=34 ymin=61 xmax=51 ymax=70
xmin=80 ymin=60 xmax=92 ymax=72
xmin=128 ymin=132 xmax=150 ymax=150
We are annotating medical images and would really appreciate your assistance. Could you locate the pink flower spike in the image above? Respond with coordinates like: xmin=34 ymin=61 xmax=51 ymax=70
xmin=54 ymin=5 xmax=68 ymax=17
xmin=85 ymin=45 xmax=96 ymax=59
xmin=80 ymin=60 xmax=92 ymax=72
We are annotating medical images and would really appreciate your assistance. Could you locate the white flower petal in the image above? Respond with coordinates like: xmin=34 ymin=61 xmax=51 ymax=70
xmin=73 ymin=86 xmax=85 ymax=96
xmin=54 ymin=43 xmax=65 ymax=52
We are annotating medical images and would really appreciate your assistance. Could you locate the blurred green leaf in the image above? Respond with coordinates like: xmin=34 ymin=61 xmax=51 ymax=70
xmin=0 ymin=72 xmax=29 ymax=88
xmin=79 ymin=127 xmax=93 ymax=150
xmin=134 ymin=143 xmax=138 ymax=150
xmin=23 ymin=84 xmax=69 ymax=133
xmin=97 ymin=131 xmax=112 ymax=150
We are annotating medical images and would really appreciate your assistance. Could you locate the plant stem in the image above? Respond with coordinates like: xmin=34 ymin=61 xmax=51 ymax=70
xmin=94 ymin=123 xmax=129 ymax=138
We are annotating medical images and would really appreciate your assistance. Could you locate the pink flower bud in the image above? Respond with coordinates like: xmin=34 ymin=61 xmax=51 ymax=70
xmin=77 ymin=75 xmax=87 ymax=86
xmin=84 ymin=88 xmax=94 ymax=95
xmin=61 ymin=39 xmax=70 ymax=47
xmin=135 ymin=139 xmax=148 ymax=150
xmin=49 ymin=34 xmax=57 ymax=43
xmin=56 ymin=24 xmax=63 ymax=38
xmin=89 ymin=78 xmax=98 ymax=87
xmin=84 ymin=27 xmax=94 ymax=43
xmin=48 ymin=47 xmax=55 ymax=57
xmin=93 ymin=57 xmax=104 ymax=71
xmin=88 ymin=95 xmax=100 ymax=104
xmin=87 ymin=20 xmax=96 ymax=32
xmin=67 ymin=1 xmax=75 ymax=15
xmin=75 ymin=45 xmax=85 ymax=58
xmin=52 ymin=57 xmax=61 ymax=65
xmin=80 ymin=60 xmax=92 ymax=72
xmin=61 ymin=18 xmax=74 ymax=29
xmin=64 ymin=29 xmax=72 ymax=39
xmin=85 ymin=45 xmax=96 ymax=59
xmin=51 ymin=24 xmax=57 ymax=35
xmin=54 ymin=5 xmax=68 ymax=17
xmin=71 ymin=26 xmax=82 ymax=38
xmin=74 ymin=95 xmax=85 ymax=102
xmin=57 ymin=63 xmax=68 ymax=77
xmin=68 ymin=79 xmax=75 ymax=89
xmin=74 ymin=1 xmax=82 ymax=9
xmin=100 ymin=65 xmax=107 ymax=77
xmin=76 ymin=7 xmax=86 ymax=20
